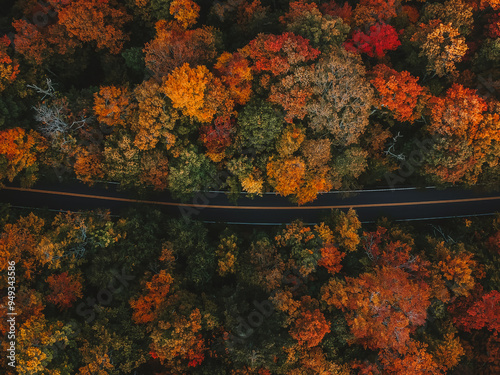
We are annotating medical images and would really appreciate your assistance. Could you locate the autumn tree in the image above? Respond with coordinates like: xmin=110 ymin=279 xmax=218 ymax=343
xmin=0 ymin=127 xmax=47 ymax=186
xmin=330 ymin=208 xmax=361 ymax=252
xmin=306 ymin=50 xmax=374 ymax=145
xmin=318 ymin=244 xmax=345 ymax=274
xmin=267 ymin=156 xmax=306 ymax=198
xmin=54 ymin=0 xmax=132 ymax=54
xmin=131 ymin=78 xmax=178 ymax=151
xmin=322 ymin=266 xmax=431 ymax=352
xmin=130 ymin=269 xmax=174 ymax=324
xmin=344 ymin=23 xmax=401 ymax=58
xmin=12 ymin=18 xmax=76 ymax=65
xmin=280 ymin=0 xmax=350 ymax=53
xmin=140 ymin=150 xmax=169 ymax=190
xmin=421 ymin=0 xmax=474 ymax=36
xmin=162 ymin=63 xmax=234 ymax=123
xmin=200 ymin=115 xmax=235 ymax=162
xmin=0 ymin=37 xmax=19 ymax=93
xmin=268 ymin=65 xmax=315 ymax=123
xmin=93 ymin=86 xmax=130 ymax=127
xmin=240 ymin=32 xmax=320 ymax=77
xmin=428 ymin=84 xmax=487 ymax=139
xmin=432 ymin=240 xmax=477 ymax=298
xmin=73 ymin=147 xmax=105 ymax=185
xmin=46 ymin=271 xmax=83 ymax=310
xmin=351 ymin=0 xmax=399 ymax=27
xmin=149 ymin=306 xmax=207 ymax=371
xmin=214 ymin=52 xmax=253 ymax=106
xmin=378 ymin=340 xmax=441 ymax=375
xmin=169 ymin=0 xmax=200 ymax=28
xmin=216 ymin=231 xmax=239 ymax=276
xmin=452 ymin=290 xmax=500 ymax=333
xmin=275 ymin=221 xmax=323 ymax=277
xmin=413 ymin=21 xmax=468 ymax=77
xmin=0 ymin=213 xmax=47 ymax=280
xmin=422 ymin=85 xmax=500 ymax=184
xmin=370 ymin=64 xmax=429 ymax=123
xmin=15 ymin=314 xmax=74 ymax=375
xmin=144 ymin=20 xmax=220 ymax=78
xmin=289 ymin=305 xmax=331 ymax=348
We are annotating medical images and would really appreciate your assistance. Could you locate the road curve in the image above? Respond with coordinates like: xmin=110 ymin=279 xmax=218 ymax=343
xmin=1 ymin=183 xmax=499 ymax=224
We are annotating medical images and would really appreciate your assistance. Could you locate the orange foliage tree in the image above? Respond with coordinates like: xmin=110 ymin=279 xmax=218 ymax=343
xmin=170 ymin=0 xmax=200 ymax=29
xmin=370 ymin=64 xmax=429 ymax=123
xmin=56 ymin=0 xmax=132 ymax=54
xmin=289 ymin=306 xmax=331 ymax=348
xmin=378 ymin=340 xmax=441 ymax=374
xmin=322 ymin=266 xmax=431 ymax=352
xmin=162 ymin=63 xmax=234 ymax=123
xmin=0 ymin=37 xmax=19 ymax=92
xmin=214 ymin=52 xmax=253 ymax=106
xmin=428 ymin=84 xmax=487 ymax=139
xmin=93 ymin=86 xmax=130 ymax=127
xmin=139 ymin=150 xmax=169 ymax=190
xmin=318 ymin=244 xmax=345 ymax=274
xmin=413 ymin=21 xmax=468 ymax=77
xmin=73 ymin=147 xmax=105 ymax=185
xmin=130 ymin=269 xmax=174 ymax=324
xmin=149 ymin=307 xmax=207 ymax=370
xmin=240 ymin=32 xmax=320 ymax=77
xmin=0 ymin=127 xmax=47 ymax=185
xmin=0 ymin=213 xmax=47 ymax=280
xmin=352 ymin=0 xmax=398 ymax=27
xmin=266 ymin=156 xmax=306 ymax=198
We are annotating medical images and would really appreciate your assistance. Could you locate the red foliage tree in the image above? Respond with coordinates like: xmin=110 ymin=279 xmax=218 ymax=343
xmin=487 ymin=13 xmax=500 ymax=38
xmin=241 ymin=32 xmax=320 ymax=76
xmin=46 ymin=272 xmax=83 ymax=310
xmin=317 ymin=244 xmax=345 ymax=274
xmin=452 ymin=290 xmax=500 ymax=333
xmin=199 ymin=115 xmax=234 ymax=155
xmin=344 ymin=23 xmax=401 ymax=58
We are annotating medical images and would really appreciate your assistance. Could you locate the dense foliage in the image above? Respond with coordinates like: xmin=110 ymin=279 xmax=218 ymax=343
xmin=0 ymin=0 xmax=499 ymax=203
xmin=0 ymin=206 xmax=499 ymax=374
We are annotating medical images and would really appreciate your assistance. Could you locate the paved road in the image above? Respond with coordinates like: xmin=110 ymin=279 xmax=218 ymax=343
xmin=1 ymin=183 xmax=499 ymax=224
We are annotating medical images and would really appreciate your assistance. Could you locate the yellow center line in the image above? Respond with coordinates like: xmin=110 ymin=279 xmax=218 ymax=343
xmin=2 ymin=186 xmax=500 ymax=210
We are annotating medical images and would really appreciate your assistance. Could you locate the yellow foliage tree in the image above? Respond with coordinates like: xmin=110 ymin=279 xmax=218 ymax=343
xmin=170 ymin=0 xmax=201 ymax=29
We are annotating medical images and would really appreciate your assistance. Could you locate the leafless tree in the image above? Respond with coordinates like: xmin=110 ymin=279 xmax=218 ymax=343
xmin=33 ymin=103 xmax=88 ymax=139
xmin=384 ymin=132 xmax=406 ymax=161
xmin=27 ymin=78 xmax=56 ymax=100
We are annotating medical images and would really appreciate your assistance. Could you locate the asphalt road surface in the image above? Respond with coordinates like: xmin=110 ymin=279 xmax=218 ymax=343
xmin=1 ymin=182 xmax=499 ymax=224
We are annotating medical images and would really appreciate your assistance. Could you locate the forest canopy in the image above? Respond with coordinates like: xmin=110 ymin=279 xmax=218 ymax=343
xmin=0 ymin=0 xmax=499 ymax=202
xmin=0 ymin=206 xmax=499 ymax=374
